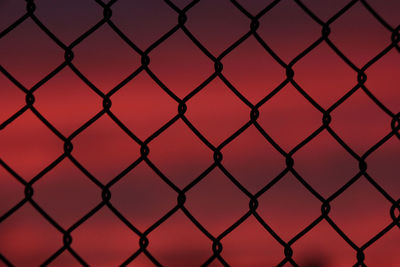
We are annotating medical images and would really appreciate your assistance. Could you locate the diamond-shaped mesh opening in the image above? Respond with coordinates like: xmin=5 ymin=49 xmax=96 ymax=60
xmin=222 ymin=36 xmax=285 ymax=103
xmin=185 ymin=168 xmax=249 ymax=235
xmin=0 ymin=19 xmax=64 ymax=88
xmin=293 ymin=130 xmax=358 ymax=197
xmin=291 ymin=220 xmax=355 ymax=267
xmin=329 ymin=1 xmax=390 ymax=66
xmin=186 ymin=78 xmax=250 ymax=145
xmin=72 ymin=208 xmax=139 ymax=266
xmin=110 ymin=163 xmax=176 ymax=232
xmin=148 ymin=120 xmax=212 ymax=188
xmin=34 ymin=68 xmax=101 ymax=135
xmin=329 ymin=178 xmax=393 ymax=245
xmin=33 ymin=0 xmax=102 ymax=44
xmin=71 ymin=115 xmax=140 ymax=184
xmin=257 ymin=0 xmax=321 ymax=62
xmin=330 ymin=89 xmax=392 ymax=153
xmin=258 ymin=84 xmax=321 ymax=150
xmin=0 ymin=205 xmax=61 ymax=266
xmin=110 ymin=72 xmax=177 ymax=140
xmin=112 ymin=0 xmax=176 ymax=49
xmin=294 ymin=42 xmax=355 ymax=108
xmin=0 ymin=111 xmax=63 ymax=179
xmin=72 ymin=25 xmax=141 ymax=93
xmin=222 ymin=125 xmax=286 ymax=193
xmin=257 ymin=173 xmax=321 ymax=241
xmin=220 ymin=216 xmax=283 ymax=266
xmin=149 ymin=30 xmax=213 ymax=98
xmin=185 ymin=0 xmax=249 ymax=55
xmin=147 ymin=211 xmax=211 ymax=266
xmin=33 ymin=160 xmax=100 ymax=228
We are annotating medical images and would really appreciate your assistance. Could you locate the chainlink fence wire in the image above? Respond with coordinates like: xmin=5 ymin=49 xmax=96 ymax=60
xmin=1 ymin=0 xmax=400 ymax=266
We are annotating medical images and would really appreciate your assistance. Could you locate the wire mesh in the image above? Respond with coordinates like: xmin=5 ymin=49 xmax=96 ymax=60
xmin=1 ymin=0 xmax=399 ymax=266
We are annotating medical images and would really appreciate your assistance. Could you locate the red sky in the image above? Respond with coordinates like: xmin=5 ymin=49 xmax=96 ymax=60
xmin=1 ymin=0 xmax=400 ymax=266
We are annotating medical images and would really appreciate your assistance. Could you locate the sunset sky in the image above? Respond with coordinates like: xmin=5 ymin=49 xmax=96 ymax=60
xmin=1 ymin=0 xmax=399 ymax=266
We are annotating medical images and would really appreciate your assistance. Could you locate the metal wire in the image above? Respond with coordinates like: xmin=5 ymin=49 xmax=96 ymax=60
xmin=1 ymin=0 xmax=399 ymax=266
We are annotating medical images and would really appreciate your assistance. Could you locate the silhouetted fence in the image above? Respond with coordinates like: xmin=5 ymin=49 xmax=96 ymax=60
xmin=1 ymin=0 xmax=399 ymax=266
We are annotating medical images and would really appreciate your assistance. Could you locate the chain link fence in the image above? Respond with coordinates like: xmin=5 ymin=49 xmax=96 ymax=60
xmin=1 ymin=0 xmax=400 ymax=266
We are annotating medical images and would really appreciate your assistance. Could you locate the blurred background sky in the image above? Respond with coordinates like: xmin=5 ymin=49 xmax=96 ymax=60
xmin=1 ymin=0 xmax=399 ymax=266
